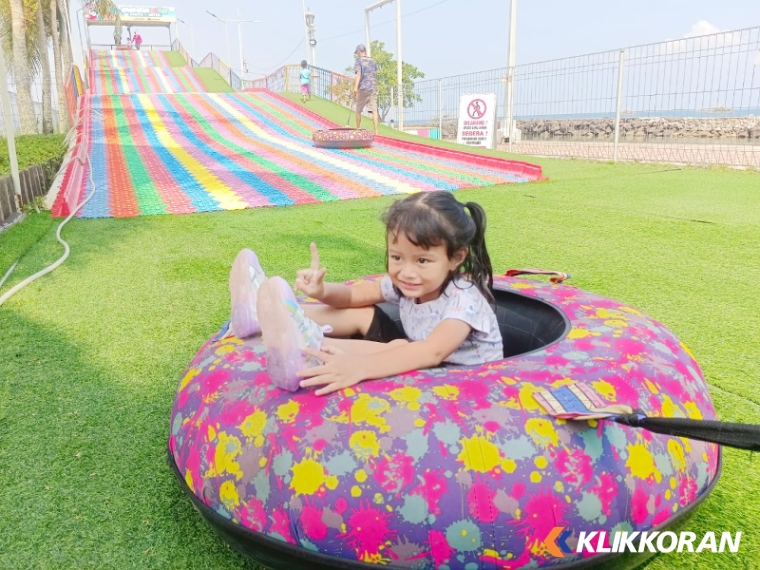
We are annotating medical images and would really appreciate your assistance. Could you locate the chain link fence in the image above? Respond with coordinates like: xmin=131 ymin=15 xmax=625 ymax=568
xmin=402 ymin=26 xmax=760 ymax=168
xmin=0 ymin=75 xmax=61 ymax=134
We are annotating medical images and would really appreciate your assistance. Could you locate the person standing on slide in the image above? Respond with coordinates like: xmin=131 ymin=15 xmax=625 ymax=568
xmin=352 ymin=44 xmax=379 ymax=135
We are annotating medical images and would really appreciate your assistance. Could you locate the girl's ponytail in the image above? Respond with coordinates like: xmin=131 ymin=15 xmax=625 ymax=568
xmin=464 ymin=202 xmax=494 ymax=302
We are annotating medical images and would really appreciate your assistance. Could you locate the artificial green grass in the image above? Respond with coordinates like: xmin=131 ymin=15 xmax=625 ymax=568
xmin=163 ymin=51 xmax=187 ymax=68
xmin=1 ymin=131 xmax=759 ymax=569
xmin=193 ymin=68 xmax=235 ymax=93
xmin=0 ymin=134 xmax=67 ymax=177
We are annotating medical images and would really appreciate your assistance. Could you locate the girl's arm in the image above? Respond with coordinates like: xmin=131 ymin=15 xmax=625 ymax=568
xmin=299 ymin=319 xmax=472 ymax=395
xmin=320 ymin=280 xmax=385 ymax=308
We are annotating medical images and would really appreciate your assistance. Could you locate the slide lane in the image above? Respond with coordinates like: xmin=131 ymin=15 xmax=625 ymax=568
xmin=232 ymin=95 xmax=456 ymax=193
xmin=245 ymin=93 xmax=517 ymax=187
xmin=120 ymin=95 xmax=196 ymax=215
xmin=90 ymin=51 xmax=203 ymax=95
xmin=155 ymin=94 xmax=299 ymax=207
xmin=256 ymin=90 xmax=531 ymax=181
xmin=211 ymin=94 xmax=420 ymax=197
xmin=240 ymin=95 xmax=477 ymax=189
xmin=59 ymin=88 xmax=539 ymax=218
xmin=179 ymin=93 xmax=380 ymax=202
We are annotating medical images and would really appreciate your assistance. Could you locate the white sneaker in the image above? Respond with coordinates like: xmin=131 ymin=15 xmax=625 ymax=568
xmin=257 ymin=277 xmax=324 ymax=392
xmin=229 ymin=249 xmax=266 ymax=338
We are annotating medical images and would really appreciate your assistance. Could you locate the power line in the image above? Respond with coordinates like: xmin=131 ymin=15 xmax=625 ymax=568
xmin=253 ymin=0 xmax=450 ymax=75
xmin=248 ymin=35 xmax=307 ymax=72
xmin=320 ymin=0 xmax=450 ymax=43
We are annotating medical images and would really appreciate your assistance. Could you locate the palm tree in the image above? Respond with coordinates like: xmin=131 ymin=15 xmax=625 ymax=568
xmin=50 ymin=0 xmax=69 ymax=131
xmin=36 ymin=0 xmax=53 ymax=133
xmin=1 ymin=0 xmax=121 ymax=135
xmin=6 ymin=0 xmax=37 ymax=133
xmin=58 ymin=0 xmax=73 ymax=78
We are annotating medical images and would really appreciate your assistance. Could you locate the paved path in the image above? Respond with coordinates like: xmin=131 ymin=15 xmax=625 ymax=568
xmin=498 ymin=139 xmax=760 ymax=168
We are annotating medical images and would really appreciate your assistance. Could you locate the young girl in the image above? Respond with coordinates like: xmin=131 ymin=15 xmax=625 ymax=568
xmin=299 ymin=60 xmax=312 ymax=103
xmin=229 ymin=191 xmax=503 ymax=395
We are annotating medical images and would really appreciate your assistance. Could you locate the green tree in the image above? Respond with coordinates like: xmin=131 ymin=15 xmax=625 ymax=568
xmin=347 ymin=40 xmax=424 ymax=123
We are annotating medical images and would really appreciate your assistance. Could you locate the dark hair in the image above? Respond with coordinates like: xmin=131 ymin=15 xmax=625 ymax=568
xmin=382 ymin=191 xmax=494 ymax=302
xmin=301 ymin=60 xmax=308 ymax=68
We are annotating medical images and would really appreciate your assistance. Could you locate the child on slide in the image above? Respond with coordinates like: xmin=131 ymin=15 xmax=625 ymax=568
xmin=229 ymin=191 xmax=503 ymax=395
xmin=299 ymin=60 xmax=316 ymax=103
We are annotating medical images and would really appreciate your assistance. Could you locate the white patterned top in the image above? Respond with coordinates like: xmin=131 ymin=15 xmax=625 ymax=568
xmin=380 ymin=275 xmax=503 ymax=365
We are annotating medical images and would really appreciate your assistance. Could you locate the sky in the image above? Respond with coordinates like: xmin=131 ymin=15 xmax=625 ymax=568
xmin=73 ymin=0 xmax=760 ymax=82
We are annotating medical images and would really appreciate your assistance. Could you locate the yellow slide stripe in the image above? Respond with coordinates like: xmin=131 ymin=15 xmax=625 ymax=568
xmin=137 ymin=94 xmax=247 ymax=209
xmin=117 ymin=67 xmax=130 ymax=94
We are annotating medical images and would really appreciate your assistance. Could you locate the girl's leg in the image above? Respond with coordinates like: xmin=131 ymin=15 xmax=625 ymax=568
xmin=257 ymin=278 xmax=405 ymax=390
xmin=229 ymin=249 xmax=267 ymax=338
xmin=302 ymin=304 xmax=374 ymax=338
xmin=322 ymin=337 xmax=408 ymax=355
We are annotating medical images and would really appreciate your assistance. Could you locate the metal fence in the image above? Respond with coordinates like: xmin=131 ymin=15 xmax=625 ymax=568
xmin=249 ymin=64 xmax=399 ymax=125
xmin=0 ymin=71 xmax=62 ymax=134
xmin=0 ymin=90 xmax=60 ymax=134
xmin=251 ymin=65 xmax=354 ymax=100
xmin=402 ymin=25 xmax=760 ymax=168
xmin=172 ymin=40 xmax=259 ymax=92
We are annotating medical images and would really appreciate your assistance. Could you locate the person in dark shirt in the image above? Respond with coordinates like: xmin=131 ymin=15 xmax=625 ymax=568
xmin=352 ymin=44 xmax=379 ymax=135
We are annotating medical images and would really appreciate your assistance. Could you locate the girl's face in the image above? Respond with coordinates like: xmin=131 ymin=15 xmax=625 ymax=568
xmin=387 ymin=231 xmax=466 ymax=304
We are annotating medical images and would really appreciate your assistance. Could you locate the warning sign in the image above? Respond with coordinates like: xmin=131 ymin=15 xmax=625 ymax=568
xmin=457 ymin=93 xmax=497 ymax=149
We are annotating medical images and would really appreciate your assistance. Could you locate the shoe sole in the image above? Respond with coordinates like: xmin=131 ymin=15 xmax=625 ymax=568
xmin=229 ymin=249 xmax=265 ymax=338
xmin=257 ymin=277 xmax=304 ymax=392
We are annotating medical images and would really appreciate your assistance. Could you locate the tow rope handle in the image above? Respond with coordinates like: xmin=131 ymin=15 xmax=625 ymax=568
xmin=505 ymin=268 xmax=571 ymax=284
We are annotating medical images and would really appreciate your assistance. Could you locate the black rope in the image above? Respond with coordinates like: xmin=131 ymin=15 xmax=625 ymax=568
xmin=613 ymin=411 xmax=760 ymax=452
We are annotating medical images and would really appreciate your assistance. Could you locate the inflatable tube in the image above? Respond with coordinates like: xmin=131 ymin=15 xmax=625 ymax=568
xmin=313 ymin=128 xmax=374 ymax=149
xmin=169 ymin=274 xmax=721 ymax=569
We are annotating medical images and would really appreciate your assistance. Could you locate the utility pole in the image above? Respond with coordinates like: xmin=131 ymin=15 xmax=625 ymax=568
xmin=207 ymin=7 xmax=261 ymax=76
xmin=505 ymin=0 xmax=517 ymax=151
xmin=365 ymin=0 xmax=403 ymax=129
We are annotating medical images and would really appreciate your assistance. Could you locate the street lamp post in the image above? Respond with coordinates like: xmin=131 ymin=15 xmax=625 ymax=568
xmin=177 ymin=18 xmax=195 ymax=56
xmin=75 ymin=8 xmax=86 ymax=64
xmin=207 ymin=7 xmax=261 ymax=78
xmin=207 ymin=10 xmax=231 ymax=66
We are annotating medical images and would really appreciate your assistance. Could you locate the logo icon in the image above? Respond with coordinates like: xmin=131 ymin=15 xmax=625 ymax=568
xmin=544 ymin=526 xmax=573 ymax=557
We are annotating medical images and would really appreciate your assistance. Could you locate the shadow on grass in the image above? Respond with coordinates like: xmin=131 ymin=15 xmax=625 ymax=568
xmin=0 ymin=309 xmax=265 ymax=570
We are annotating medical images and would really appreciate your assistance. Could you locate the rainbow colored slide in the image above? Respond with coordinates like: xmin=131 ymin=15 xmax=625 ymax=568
xmin=89 ymin=50 xmax=205 ymax=95
xmin=53 ymin=52 xmax=543 ymax=218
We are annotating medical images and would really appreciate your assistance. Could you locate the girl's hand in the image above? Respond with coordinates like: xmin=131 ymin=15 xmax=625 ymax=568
xmin=295 ymin=243 xmax=327 ymax=300
xmin=298 ymin=346 xmax=364 ymax=396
